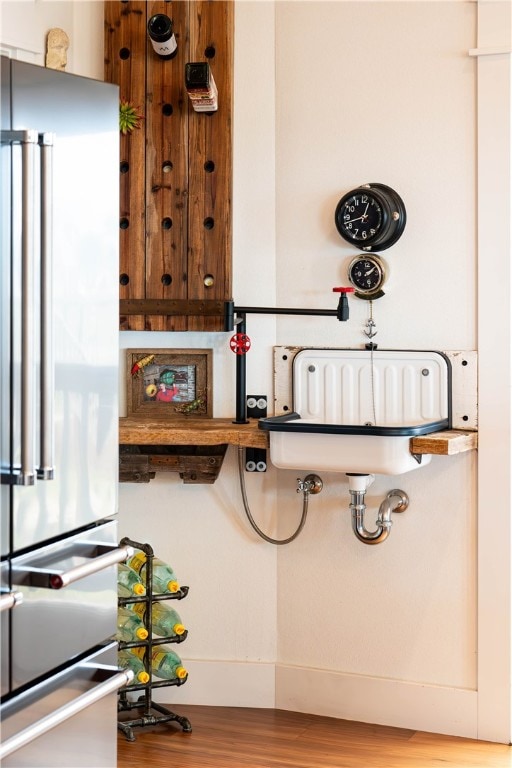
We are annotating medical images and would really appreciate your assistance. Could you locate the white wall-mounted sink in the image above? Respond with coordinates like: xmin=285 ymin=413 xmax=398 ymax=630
xmin=259 ymin=348 xmax=451 ymax=475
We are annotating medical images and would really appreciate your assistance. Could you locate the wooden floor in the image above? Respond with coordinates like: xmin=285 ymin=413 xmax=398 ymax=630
xmin=118 ymin=704 xmax=512 ymax=768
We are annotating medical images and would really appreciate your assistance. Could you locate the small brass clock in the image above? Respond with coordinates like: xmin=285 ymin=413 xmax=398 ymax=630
xmin=348 ymin=254 xmax=386 ymax=299
xmin=334 ymin=183 xmax=406 ymax=251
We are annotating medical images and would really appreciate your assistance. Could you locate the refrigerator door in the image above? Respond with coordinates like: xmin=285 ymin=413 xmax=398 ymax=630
xmin=0 ymin=560 xmax=19 ymax=696
xmin=1 ymin=58 xmax=12 ymax=557
xmin=10 ymin=520 xmax=130 ymax=690
xmin=0 ymin=642 xmax=131 ymax=768
xmin=7 ymin=60 xmax=119 ymax=552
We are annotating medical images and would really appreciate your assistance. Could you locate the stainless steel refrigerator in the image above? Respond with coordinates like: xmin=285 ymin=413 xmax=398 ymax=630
xmin=0 ymin=57 xmax=132 ymax=766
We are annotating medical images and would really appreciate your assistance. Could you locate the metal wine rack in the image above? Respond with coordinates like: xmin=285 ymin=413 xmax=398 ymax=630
xmin=117 ymin=537 xmax=192 ymax=741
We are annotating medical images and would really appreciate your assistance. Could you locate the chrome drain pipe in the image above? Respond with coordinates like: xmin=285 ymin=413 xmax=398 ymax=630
xmin=348 ymin=480 xmax=409 ymax=545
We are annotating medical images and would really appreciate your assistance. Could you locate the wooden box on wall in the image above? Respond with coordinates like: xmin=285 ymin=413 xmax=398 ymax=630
xmin=104 ymin=0 xmax=233 ymax=331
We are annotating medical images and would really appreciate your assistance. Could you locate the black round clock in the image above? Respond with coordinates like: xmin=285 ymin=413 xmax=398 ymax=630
xmin=348 ymin=254 xmax=386 ymax=299
xmin=334 ymin=183 xmax=406 ymax=251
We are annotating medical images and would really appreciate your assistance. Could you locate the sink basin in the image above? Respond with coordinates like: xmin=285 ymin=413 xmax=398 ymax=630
xmin=259 ymin=348 xmax=451 ymax=475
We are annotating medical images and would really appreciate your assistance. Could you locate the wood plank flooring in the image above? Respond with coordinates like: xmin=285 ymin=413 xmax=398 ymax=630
xmin=117 ymin=705 xmax=512 ymax=768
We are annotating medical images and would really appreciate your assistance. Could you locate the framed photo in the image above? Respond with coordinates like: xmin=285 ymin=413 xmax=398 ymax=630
xmin=126 ymin=348 xmax=213 ymax=418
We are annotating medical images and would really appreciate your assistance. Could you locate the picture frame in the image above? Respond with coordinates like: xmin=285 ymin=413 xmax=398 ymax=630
xmin=126 ymin=348 xmax=213 ymax=418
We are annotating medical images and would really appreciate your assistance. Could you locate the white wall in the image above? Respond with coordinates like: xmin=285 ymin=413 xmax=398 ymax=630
xmin=273 ymin=0 xmax=479 ymax=737
xmin=474 ymin=0 xmax=512 ymax=743
xmin=0 ymin=0 xmax=103 ymax=76
xmin=2 ymin=0 xmax=511 ymax=744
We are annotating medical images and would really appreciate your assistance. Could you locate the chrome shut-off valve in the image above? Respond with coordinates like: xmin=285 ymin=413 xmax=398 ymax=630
xmin=297 ymin=474 xmax=323 ymax=495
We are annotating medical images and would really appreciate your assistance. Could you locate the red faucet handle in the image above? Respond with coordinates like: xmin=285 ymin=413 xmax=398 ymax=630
xmin=333 ymin=287 xmax=355 ymax=294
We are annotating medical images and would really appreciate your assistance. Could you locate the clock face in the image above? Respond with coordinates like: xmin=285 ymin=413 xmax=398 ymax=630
xmin=337 ymin=193 xmax=383 ymax=245
xmin=334 ymin=183 xmax=406 ymax=251
xmin=348 ymin=256 xmax=385 ymax=294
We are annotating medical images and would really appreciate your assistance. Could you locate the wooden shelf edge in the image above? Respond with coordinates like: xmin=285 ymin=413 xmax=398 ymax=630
xmin=119 ymin=417 xmax=268 ymax=449
xmin=410 ymin=429 xmax=478 ymax=456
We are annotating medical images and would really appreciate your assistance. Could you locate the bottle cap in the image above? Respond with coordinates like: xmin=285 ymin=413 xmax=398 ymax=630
xmin=133 ymin=583 xmax=146 ymax=596
xmin=168 ymin=580 xmax=180 ymax=593
xmin=136 ymin=627 xmax=149 ymax=640
xmin=176 ymin=666 xmax=187 ymax=679
xmin=173 ymin=623 xmax=185 ymax=636
xmin=137 ymin=671 xmax=150 ymax=684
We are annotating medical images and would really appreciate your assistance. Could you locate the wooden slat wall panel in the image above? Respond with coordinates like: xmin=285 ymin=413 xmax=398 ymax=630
xmin=104 ymin=0 xmax=233 ymax=332
xmin=187 ymin=1 xmax=233 ymax=332
xmin=105 ymin=0 xmax=147 ymax=331
xmin=145 ymin=0 xmax=189 ymax=331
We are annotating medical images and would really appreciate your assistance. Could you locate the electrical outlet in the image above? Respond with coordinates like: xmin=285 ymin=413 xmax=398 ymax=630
xmin=247 ymin=395 xmax=267 ymax=419
xmin=245 ymin=448 xmax=267 ymax=472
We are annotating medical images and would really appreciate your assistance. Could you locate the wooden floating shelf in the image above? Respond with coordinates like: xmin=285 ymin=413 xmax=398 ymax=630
xmin=119 ymin=419 xmax=477 ymax=484
xmin=410 ymin=429 xmax=478 ymax=456
xmin=120 ymin=416 xmax=267 ymax=448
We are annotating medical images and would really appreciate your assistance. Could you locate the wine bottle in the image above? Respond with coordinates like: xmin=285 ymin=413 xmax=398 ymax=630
xmin=147 ymin=14 xmax=178 ymax=60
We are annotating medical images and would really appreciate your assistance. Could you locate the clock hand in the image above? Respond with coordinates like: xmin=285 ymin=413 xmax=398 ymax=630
xmin=364 ymin=267 xmax=376 ymax=276
xmin=345 ymin=215 xmax=364 ymax=224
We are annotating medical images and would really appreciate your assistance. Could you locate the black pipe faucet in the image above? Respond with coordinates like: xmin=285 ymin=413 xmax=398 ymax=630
xmin=332 ymin=287 xmax=355 ymax=321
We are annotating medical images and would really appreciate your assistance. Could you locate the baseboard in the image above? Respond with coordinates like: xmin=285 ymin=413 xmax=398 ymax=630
xmin=151 ymin=659 xmax=276 ymax=708
xmin=148 ymin=659 xmax=478 ymax=739
xmin=275 ymin=664 xmax=478 ymax=739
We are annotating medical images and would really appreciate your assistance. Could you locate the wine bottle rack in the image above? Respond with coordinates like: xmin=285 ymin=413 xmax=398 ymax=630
xmin=117 ymin=537 xmax=192 ymax=742
xmin=104 ymin=1 xmax=233 ymax=332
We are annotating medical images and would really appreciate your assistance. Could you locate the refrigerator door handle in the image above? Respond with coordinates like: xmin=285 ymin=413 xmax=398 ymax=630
xmin=0 ymin=129 xmax=38 ymax=486
xmin=0 ymin=666 xmax=133 ymax=760
xmin=0 ymin=590 xmax=23 ymax=613
xmin=37 ymin=133 xmax=55 ymax=481
xmin=12 ymin=543 xmax=134 ymax=589
xmin=19 ymin=131 xmax=37 ymax=486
